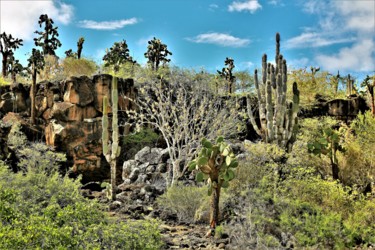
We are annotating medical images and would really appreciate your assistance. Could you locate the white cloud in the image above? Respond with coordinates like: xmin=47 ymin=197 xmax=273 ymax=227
xmin=0 ymin=0 xmax=74 ymax=41
xmin=285 ymin=32 xmax=356 ymax=49
xmin=315 ymin=39 xmax=375 ymax=72
xmin=268 ymin=0 xmax=283 ymax=6
xmin=187 ymin=32 xmax=250 ymax=47
xmin=209 ymin=4 xmax=219 ymax=11
xmin=228 ymin=0 xmax=262 ymax=13
xmin=78 ymin=18 xmax=138 ymax=30
xmin=288 ymin=57 xmax=310 ymax=69
xmin=335 ymin=1 xmax=375 ymax=33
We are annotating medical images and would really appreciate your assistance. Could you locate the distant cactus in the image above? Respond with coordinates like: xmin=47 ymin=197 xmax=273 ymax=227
xmin=144 ymin=37 xmax=172 ymax=71
xmin=102 ymin=76 xmax=121 ymax=201
xmin=189 ymin=137 xmax=238 ymax=235
xmin=217 ymin=57 xmax=236 ymax=93
xmin=77 ymin=37 xmax=84 ymax=59
xmin=247 ymin=33 xmax=300 ymax=152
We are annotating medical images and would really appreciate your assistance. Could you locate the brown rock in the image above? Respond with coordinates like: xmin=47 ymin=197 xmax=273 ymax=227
xmin=63 ymin=76 xmax=94 ymax=106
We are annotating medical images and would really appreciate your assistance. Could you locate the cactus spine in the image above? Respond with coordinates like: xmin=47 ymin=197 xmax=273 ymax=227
xmin=102 ymin=76 xmax=121 ymax=201
xmin=247 ymin=33 xmax=300 ymax=152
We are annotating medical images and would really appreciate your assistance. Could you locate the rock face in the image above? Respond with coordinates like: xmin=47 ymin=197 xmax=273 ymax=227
xmin=0 ymin=75 xmax=137 ymax=183
xmin=327 ymin=96 xmax=368 ymax=120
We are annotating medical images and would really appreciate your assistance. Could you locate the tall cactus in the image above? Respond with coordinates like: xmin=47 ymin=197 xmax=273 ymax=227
xmin=247 ymin=33 xmax=300 ymax=152
xmin=102 ymin=76 xmax=121 ymax=201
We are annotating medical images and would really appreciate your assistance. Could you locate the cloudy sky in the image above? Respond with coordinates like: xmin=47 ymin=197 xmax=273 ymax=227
xmin=1 ymin=0 xmax=374 ymax=80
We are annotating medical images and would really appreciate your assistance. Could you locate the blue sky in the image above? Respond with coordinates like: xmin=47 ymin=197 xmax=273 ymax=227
xmin=1 ymin=0 xmax=374 ymax=80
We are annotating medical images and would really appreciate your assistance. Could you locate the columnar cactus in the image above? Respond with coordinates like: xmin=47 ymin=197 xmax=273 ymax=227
xmin=247 ymin=33 xmax=300 ymax=152
xmin=102 ymin=76 xmax=121 ymax=201
xmin=189 ymin=137 xmax=238 ymax=235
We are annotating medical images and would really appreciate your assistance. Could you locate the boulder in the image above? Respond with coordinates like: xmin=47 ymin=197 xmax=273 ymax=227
xmin=63 ymin=76 xmax=94 ymax=106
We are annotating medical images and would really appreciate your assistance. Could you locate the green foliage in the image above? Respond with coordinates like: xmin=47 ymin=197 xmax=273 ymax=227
xmin=144 ymin=37 xmax=172 ymax=71
xmin=34 ymin=14 xmax=61 ymax=56
xmin=157 ymin=185 xmax=209 ymax=223
xmin=123 ymin=128 xmax=160 ymax=159
xmin=339 ymin=111 xmax=375 ymax=190
xmin=217 ymin=57 xmax=235 ymax=94
xmin=103 ymin=40 xmax=135 ymax=72
xmin=0 ymin=76 xmax=11 ymax=86
xmin=190 ymin=137 xmax=238 ymax=193
xmin=225 ymin=140 xmax=375 ymax=249
xmin=61 ymin=57 xmax=97 ymax=78
xmin=0 ymin=138 xmax=162 ymax=249
xmin=0 ymin=32 xmax=23 ymax=78
xmin=288 ymin=68 xmax=346 ymax=106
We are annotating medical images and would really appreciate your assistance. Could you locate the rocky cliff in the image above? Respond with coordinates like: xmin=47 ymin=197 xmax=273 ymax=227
xmin=0 ymin=74 xmax=136 ymax=182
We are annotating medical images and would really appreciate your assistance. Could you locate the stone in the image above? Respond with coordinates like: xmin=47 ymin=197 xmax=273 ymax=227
xmin=122 ymin=160 xmax=137 ymax=180
xmin=129 ymin=168 xmax=140 ymax=183
xmin=135 ymin=146 xmax=164 ymax=165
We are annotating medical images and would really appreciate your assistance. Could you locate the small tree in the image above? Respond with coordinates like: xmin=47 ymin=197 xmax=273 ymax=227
xmin=189 ymin=137 xmax=237 ymax=235
xmin=27 ymin=49 xmax=45 ymax=125
xmin=144 ymin=37 xmax=172 ymax=71
xmin=126 ymin=69 xmax=240 ymax=186
xmin=77 ymin=37 xmax=85 ymax=59
xmin=34 ymin=14 xmax=61 ymax=56
xmin=0 ymin=32 xmax=23 ymax=78
xmin=217 ymin=57 xmax=236 ymax=94
xmin=103 ymin=40 xmax=135 ymax=73
xmin=7 ymin=53 xmax=24 ymax=83
xmin=308 ymin=127 xmax=343 ymax=180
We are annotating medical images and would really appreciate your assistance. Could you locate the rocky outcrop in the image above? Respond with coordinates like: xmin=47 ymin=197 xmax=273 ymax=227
xmin=0 ymin=74 xmax=137 ymax=182
xmin=327 ymin=96 xmax=368 ymax=120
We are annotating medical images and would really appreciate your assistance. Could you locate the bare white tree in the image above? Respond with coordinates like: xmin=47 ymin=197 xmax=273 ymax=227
xmin=125 ymin=69 xmax=241 ymax=186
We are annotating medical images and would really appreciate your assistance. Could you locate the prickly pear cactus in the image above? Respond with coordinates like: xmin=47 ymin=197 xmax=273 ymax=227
xmin=188 ymin=136 xmax=238 ymax=234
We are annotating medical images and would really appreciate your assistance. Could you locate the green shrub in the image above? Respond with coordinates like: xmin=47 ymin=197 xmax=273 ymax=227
xmin=62 ymin=57 xmax=98 ymax=78
xmin=123 ymin=128 xmax=160 ymax=159
xmin=225 ymin=141 xmax=375 ymax=249
xmin=157 ymin=184 xmax=209 ymax=223
xmin=0 ymin=129 xmax=163 ymax=249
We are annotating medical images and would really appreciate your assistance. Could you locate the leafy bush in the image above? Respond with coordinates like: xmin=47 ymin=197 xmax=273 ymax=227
xmin=339 ymin=111 xmax=375 ymax=191
xmin=123 ymin=127 xmax=160 ymax=159
xmin=0 ymin=161 xmax=163 ymax=249
xmin=0 ymin=128 xmax=163 ymax=249
xmin=225 ymin=140 xmax=375 ymax=249
xmin=157 ymin=184 xmax=209 ymax=223
xmin=61 ymin=57 xmax=98 ymax=78
xmin=157 ymin=184 xmax=231 ymax=224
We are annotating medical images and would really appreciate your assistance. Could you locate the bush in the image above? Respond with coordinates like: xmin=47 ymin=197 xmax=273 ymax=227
xmin=225 ymin=141 xmax=375 ymax=249
xmin=61 ymin=57 xmax=98 ymax=78
xmin=157 ymin=184 xmax=231 ymax=224
xmin=0 ymin=128 xmax=163 ymax=249
xmin=157 ymin=184 xmax=209 ymax=223
xmin=123 ymin=128 xmax=160 ymax=160
xmin=0 ymin=162 xmax=163 ymax=249
xmin=339 ymin=111 xmax=375 ymax=191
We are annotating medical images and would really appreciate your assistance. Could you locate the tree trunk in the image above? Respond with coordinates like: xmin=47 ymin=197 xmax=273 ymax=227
xmin=210 ymin=179 xmax=221 ymax=230
xmin=370 ymin=91 xmax=374 ymax=116
xmin=331 ymin=147 xmax=339 ymax=180
xmin=30 ymin=67 xmax=37 ymax=125
xmin=1 ymin=55 xmax=7 ymax=78
xmin=110 ymin=159 xmax=117 ymax=201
